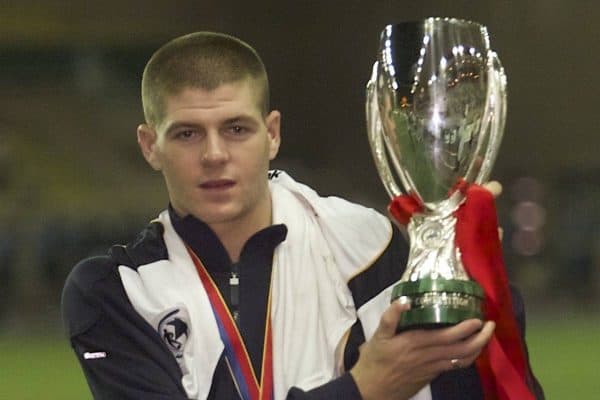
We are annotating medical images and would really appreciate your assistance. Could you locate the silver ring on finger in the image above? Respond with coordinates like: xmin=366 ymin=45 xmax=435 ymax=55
xmin=450 ymin=358 xmax=462 ymax=370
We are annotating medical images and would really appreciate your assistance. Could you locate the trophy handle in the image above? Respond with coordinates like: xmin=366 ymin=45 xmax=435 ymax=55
xmin=474 ymin=51 xmax=508 ymax=184
xmin=366 ymin=62 xmax=402 ymax=198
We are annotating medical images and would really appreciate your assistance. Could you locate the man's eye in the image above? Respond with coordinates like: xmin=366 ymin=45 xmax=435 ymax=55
xmin=228 ymin=125 xmax=248 ymax=135
xmin=175 ymin=130 xmax=197 ymax=139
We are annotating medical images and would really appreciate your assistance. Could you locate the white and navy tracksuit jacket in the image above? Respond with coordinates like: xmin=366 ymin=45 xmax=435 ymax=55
xmin=62 ymin=172 xmax=542 ymax=399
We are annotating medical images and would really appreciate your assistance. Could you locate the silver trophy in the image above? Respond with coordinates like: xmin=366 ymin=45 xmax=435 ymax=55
xmin=366 ymin=18 xmax=507 ymax=329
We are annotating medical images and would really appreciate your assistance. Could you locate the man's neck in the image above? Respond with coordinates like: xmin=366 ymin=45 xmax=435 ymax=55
xmin=209 ymin=221 xmax=265 ymax=264
xmin=209 ymin=197 xmax=273 ymax=263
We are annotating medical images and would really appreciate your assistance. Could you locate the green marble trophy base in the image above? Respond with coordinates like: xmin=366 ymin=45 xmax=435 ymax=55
xmin=391 ymin=277 xmax=485 ymax=332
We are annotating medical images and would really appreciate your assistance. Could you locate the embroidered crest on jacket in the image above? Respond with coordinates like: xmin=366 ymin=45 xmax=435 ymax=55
xmin=157 ymin=308 xmax=190 ymax=359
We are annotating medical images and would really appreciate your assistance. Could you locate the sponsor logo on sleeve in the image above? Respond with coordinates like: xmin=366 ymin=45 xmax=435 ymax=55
xmin=83 ymin=351 xmax=107 ymax=360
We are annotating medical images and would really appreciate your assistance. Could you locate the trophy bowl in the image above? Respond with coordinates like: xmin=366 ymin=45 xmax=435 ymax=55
xmin=366 ymin=18 xmax=507 ymax=329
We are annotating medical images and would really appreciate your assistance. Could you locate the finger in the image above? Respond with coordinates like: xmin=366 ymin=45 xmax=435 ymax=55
xmin=373 ymin=300 xmax=410 ymax=340
xmin=471 ymin=320 xmax=495 ymax=350
xmin=449 ymin=320 xmax=496 ymax=361
xmin=406 ymin=319 xmax=487 ymax=365
xmin=416 ymin=321 xmax=496 ymax=374
xmin=427 ymin=323 xmax=495 ymax=372
xmin=429 ymin=357 xmax=470 ymax=373
xmin=423 ymin=355 xmax=470 ymax=375
xmin=482 ymin=181 xmax=502 ymax=198
xmin=415 ymin=319 xmax=484 ymax=348
xmin=498 ymin=227 xmax=504 ymax=241
xmin=450 ymin=345 xmax=485 ymax=372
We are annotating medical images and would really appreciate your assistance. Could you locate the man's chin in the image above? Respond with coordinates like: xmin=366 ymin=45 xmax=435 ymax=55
xmin=192 ymin=209 xmax=239 ymax=226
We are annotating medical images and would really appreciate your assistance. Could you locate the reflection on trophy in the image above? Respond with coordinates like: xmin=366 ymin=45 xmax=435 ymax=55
xmin=366 ymin=18 xmax=507 ymax=329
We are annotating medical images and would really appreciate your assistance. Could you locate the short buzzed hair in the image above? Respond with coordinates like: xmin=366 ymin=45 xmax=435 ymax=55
xmin=141 ymin=32 xmax=269 ymax=127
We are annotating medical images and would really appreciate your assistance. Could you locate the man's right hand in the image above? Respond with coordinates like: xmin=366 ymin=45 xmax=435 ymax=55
xmin=350 ymin=300 xmax=495 ymax=400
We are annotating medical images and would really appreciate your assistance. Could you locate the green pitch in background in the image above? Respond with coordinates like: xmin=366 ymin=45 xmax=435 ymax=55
xmin=1 ymin=315 xmax=598 ymax=399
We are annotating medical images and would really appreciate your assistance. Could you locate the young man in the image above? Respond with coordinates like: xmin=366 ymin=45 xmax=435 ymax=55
xmin=62 ymin=32 xmax=540 ymax=400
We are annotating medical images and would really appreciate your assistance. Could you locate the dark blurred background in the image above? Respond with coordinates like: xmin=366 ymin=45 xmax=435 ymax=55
xmin=1 ymin=1 xmax=599 ymax=398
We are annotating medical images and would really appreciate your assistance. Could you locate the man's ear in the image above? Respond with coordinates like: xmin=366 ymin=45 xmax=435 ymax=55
xmin=265 ymin=110 xmax=281 ymax=160
xmin=137 ymin=124 xmax=162 ymax=171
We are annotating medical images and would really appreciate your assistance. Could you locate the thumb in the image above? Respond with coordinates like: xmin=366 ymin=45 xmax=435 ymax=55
xmin=482 ymin=181 xmax=502 ymax=198
xmin=373 ymin=300 xmax=410 ymax=339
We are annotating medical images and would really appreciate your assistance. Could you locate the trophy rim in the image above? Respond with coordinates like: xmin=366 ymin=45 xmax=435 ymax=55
xmin=383 ymin=17 xmax=487 ymax=31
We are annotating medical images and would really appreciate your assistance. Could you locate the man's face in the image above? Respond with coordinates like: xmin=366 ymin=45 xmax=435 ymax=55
xmin=138 ymin=79 xmax=280 ymax=228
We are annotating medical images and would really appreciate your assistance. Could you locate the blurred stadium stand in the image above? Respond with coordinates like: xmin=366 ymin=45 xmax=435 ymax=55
xmin=0 ymin=0 xmax=598 ymax=331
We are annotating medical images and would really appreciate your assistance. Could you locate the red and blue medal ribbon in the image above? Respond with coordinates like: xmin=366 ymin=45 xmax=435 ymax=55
xmin=187 ymin=246 xmax=274 ymax=400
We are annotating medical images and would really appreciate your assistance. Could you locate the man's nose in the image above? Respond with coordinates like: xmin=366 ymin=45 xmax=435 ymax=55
xmin=201 ymin=132 xmax=229 ymax=165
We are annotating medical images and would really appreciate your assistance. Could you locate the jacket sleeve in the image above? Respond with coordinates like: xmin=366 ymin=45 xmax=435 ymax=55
xmin=61 ymin=256 xmax=189 ymax=400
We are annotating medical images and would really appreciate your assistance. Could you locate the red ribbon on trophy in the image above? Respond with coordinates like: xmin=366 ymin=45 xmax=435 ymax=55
xmin=389 ymin=184 xmax=535 ymax=400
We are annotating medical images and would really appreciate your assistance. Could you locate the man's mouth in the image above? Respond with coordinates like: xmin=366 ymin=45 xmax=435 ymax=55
xmin=199 ymin=179 xmax=236 ymax=190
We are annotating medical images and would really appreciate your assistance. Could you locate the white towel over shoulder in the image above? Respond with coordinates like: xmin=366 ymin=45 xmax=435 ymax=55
xmin=119 ymin=170 xmax=431 ymax=400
